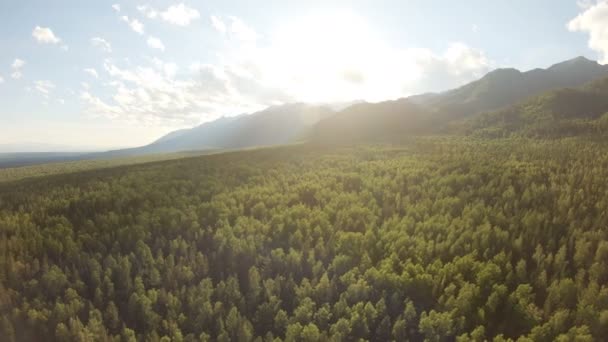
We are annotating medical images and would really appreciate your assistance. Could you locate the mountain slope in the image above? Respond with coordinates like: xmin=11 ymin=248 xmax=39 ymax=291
xmin=309 ymin=99 xmax=432 ymax=144
xmin=455 ymin=76 xmax=608 ymax=137
xmin=108 ymin=103 xmax=334 ymax=156
xmin=310 ymin=56 xmax=608 ymax=145
xmin=412 ymin=56 xmax=608 ymax=118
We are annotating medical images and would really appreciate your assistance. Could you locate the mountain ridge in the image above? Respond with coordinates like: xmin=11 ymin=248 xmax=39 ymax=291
xmin=4 ymin=56 xmax=607 ymax=162
xmin=307 ymin=56 xmax=608 ymax=145
xmin=102 ymin=103 xmax=334 ymax=157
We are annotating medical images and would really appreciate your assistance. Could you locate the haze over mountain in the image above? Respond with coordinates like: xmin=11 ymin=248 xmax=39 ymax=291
xmin=308 ymin=56 xmax=608 ymax=145
xmin=104 ymin=103 xmax=334 ymax=156
xmin=409 ymin=56 xmax=608 ymax=117
xmin=0 ymin=143 xmax=106 ymax=153
xmin=309 ymin=99 xmax=432 ymax=144
xmin=109 ymin=56 xmax=608 ymax=153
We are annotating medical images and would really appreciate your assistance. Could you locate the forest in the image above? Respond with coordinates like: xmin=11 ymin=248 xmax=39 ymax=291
xmin=1 ymin=137 xmax=608 ymax=341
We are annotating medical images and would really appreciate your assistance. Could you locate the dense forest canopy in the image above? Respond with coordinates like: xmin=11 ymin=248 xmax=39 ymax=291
xmin=2 ymin=137 xmax=608 ymax=341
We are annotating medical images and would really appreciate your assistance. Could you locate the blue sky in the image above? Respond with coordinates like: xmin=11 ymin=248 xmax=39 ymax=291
xmin=0 ymin=0 xmax=606 ymax=150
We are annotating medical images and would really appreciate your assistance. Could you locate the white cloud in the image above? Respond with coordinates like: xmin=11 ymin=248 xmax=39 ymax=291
xmin=11 ymin=59 xmax=25 ymax=80
xmin=12 ymin=59 xmax=25 ymax=69
xmin=82 ymin=12 xmax=493 ymax=126
xmin=112 ymin=4 xmax=121 ymax=12
xmin=228 ymin=16 xmax=258 ymax=42
xmin=399 ymin=43 xmax=492 ymax=93
xmin=91 ymin=37 xmax=112 ymax=52
xmin=0 ymin=75 xmax=4 ymax=84
xmin=211 ymin=15 xmax=258 ymax=42
xmin=80 ymin=58 xmax=276 ymax=125
xmin=121 ymin=16 xmax=144 ymax=34
xmin=84 ymin=68 xmax=99 ymax=78
xmin=160 ymin=3 xmax=200 ymax=26
xmin=32 ymin=26 xmax=61 ymax=44
xmin=58 ymin=98 xmax=65 ymax=105
xmin=152 ymin=58 xmax=178 ymax=77
xmin=137 ymin=5 xmax=158 ymax=19
xmin=568 ymin=0 xmax=608 ymax=64
xmin=34 ymin=80 xmax=55 ymax=97
xmin=209 ymin=13 xmax=491 ymax=103
xmin=210 ymin=15 xmax=226 ymax=33
xmin=578 ymin=0 xmax=599 ymax=9
xmin=81 ymin=91 xmax=123 ymax=119
xmin=147 ymin=36 xmax=165 ymax=51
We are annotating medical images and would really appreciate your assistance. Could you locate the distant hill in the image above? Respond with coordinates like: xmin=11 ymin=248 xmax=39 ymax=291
xmin=455 ymin=76 xmax=608 ymax=137
xmin=105 ymin=103 xmax=334 ymax=156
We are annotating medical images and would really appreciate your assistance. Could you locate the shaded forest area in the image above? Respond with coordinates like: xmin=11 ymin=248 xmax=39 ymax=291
xmin=1 ymin=138 xmax=608 ymax=341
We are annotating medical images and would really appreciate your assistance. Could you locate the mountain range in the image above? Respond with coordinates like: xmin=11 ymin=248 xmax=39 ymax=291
xmin=131 ymin=56 xmax=608 ymax=151
xmin=100 ymin=103 xmax=334 ymax=157
xmin=3 ymin=56 xmax=608 ymax=168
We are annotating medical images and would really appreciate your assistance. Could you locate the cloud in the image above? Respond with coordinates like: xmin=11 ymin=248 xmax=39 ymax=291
xmin=211 ymin=15 xmax=258 ymax=43
xmin=121 ymin=16 xmax=144 ymax=34
xmin=58 ymin=98 xmax=65 ymax=105
xmin=568 ymin=0 xmax=608 ymax=64
xmin=81 ymin=91 xmax=123 ymax=119
xmin=228 ymin=17 xmax=258 ymax=42
xmin=82 ymin=13 xmax=493 ymax=127
xmin=91 ymin=37 xmax=112 ymax=52
xmin=11 ymin=58 xmax=25 ymax=79
xmin=112 ymin=4 xmax=120 ymax=12
xmin=80 ymin=58 xmax=282 ymax=126
xmin=0 ymin=75 xmax=4 ymax=84
xmin=147 ymin=36 xmax=165 ymax=51
xmin=137 ymin=5 xmax=158 ymax=19
xmin=160 ymin=3 xmax=200 ymax=26
xmin=209 ymin=13 xmax=491 ymax=103
xmin=151 ymin=58 xmax=178 ymax=77
xmin=577 ymin=0 xmax=599 ymax=9
xmin=400 ymin=43 xmax=492 ymax=93
xmin=210 ymin=15 xmax=226 ymax=33
xmin=32 ymin=26 xmax=61 ymax=44
xmin=84 ymin=68 xmax=99 ymax=78
xmin=34 ymin=80 xmax=55 ymax=97
xmin=12 ymin=59 xmax=25 ymax=69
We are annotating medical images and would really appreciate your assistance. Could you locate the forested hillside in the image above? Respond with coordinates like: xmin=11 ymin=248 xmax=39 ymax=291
xmin=2 ymin=138 xmax=608 ymax=341
xmin=456 ymin=77 xmax=608 ymax=138
xmin=309 ymin=100 xmax=432 ymax=144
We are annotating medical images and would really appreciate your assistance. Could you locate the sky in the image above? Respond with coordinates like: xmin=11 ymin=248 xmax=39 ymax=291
xmin=0 ymin=0 xmax=607 ymax=150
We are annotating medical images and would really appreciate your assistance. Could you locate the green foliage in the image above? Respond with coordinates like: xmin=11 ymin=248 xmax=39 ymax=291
xmin=2 ymin=138 xmax=608 ymax=340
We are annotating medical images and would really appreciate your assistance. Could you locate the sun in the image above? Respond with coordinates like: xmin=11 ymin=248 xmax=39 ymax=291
xmin=254 ymin=11 xmax=422 ymax=104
